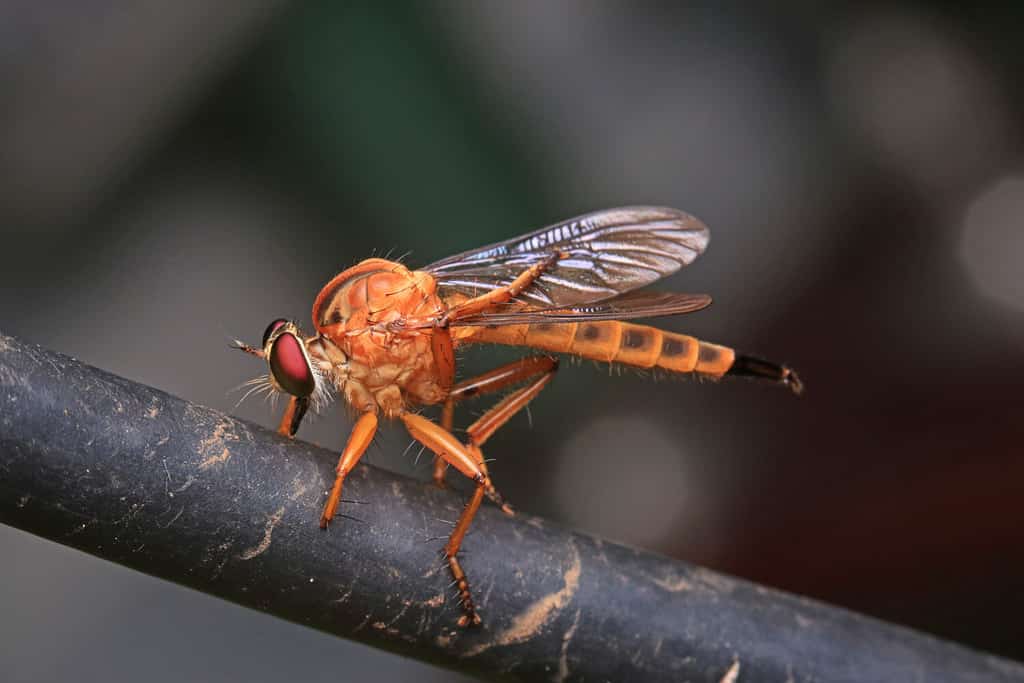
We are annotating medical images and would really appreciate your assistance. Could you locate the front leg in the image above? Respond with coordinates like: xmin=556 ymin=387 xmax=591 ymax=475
xmin=277 ymin=396 xmax=309 ymax=437
xmin=320 ymin=411 xmax=378 ymax=528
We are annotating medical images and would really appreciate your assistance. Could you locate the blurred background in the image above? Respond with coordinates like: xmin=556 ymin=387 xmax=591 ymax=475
xmin=2 ymin=1 xmax=1024 ymax=681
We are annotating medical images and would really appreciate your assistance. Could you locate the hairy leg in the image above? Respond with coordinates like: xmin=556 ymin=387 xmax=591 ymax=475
xmin=319 ymin=411 xmax=378 ymax=528
xmin=435 ymin=356 xmax=559 ymax=514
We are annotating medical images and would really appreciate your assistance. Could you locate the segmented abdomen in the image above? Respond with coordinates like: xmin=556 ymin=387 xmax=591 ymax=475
xmin=462 ymin=321 xmax=735 ymax=377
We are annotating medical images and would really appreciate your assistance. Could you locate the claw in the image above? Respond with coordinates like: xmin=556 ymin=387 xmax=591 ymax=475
xmin=783 ymin=367 xmax=805 ymax=396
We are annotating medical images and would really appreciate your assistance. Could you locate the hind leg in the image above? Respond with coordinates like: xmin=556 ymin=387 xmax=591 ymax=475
xmin=435 ymin=356 xmax=559 ymax=513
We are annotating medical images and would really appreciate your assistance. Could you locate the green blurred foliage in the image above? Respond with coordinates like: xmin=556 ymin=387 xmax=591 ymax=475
xmin=222 ymin=0 xmax=549 ymax=261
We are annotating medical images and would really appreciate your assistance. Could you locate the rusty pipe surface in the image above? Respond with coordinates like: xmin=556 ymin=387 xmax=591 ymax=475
xmin=0 ymin=331 xmax=1021 ymax=682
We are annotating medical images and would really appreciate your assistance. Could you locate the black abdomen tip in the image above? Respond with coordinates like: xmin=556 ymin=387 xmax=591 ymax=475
xmin=728 ymin=355 xmax=804 ymax=396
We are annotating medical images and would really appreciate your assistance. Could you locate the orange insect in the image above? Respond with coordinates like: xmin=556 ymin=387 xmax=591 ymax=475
xmin=233 ymin=206 xmax=801 ymax=627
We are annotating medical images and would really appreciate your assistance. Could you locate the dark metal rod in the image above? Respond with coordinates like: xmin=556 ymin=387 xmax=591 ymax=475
xmin=0 ymin=330 xmax=1020 ymax=683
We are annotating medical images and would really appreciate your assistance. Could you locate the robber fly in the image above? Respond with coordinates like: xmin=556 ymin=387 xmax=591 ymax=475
xmin=233 ymin=206 xmax=801 ymax=627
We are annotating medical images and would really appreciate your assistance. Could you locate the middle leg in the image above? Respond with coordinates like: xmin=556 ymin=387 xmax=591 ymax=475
xmin=402 ymin=412 xmax=493 ymax=626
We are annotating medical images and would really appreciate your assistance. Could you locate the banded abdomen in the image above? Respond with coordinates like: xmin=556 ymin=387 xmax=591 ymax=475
xmin=458 ymin=320 xmax=735 ymax=378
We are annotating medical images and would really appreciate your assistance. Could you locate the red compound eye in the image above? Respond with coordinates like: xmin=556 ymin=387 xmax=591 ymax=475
xmin=262 ymin=318 xmax=289 ymax=347
xmin=268 ymin=332 xmax=315 ymax=397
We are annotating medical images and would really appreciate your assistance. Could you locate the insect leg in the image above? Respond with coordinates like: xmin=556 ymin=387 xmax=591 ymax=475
xmin=442 ymin=252 xmax=562 ymax=322
xmin=320 ymin=411 xmax=378 ymax=529
xmin=389 ymin=257 xmax=560 ymax=334
xmin=435 ymin=356 xmax=559 ymax=510
xmin=435 ymin=399 xmax=455 ymax=486
xmin=464 ymin=358 xmax=558 ymax=448
xmin=464 ymin=358 xmax=559 ymax=514
xmin=401 ymin=412 xmax=490 ymax=627
xmin=277 ymin=396 xmax=310 ymax=437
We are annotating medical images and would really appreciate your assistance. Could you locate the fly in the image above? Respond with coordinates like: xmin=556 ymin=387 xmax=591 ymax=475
xmin=232 ymin=206 xmax=802 ymax=626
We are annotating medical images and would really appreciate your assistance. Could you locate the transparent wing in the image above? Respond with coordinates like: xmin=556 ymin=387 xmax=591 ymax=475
xmin=450 ymin=291 xmax=712 ymax=326
xmin=424 ymin=206 xmax=709 ymax=307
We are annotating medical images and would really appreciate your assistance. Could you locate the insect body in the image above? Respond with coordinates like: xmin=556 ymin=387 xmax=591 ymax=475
xmin=233 ymin=206 xmax=801 ymax=627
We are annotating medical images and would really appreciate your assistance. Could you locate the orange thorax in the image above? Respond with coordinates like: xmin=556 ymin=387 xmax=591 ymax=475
xmin=313 ymin=259 xmax=448 ymax=412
